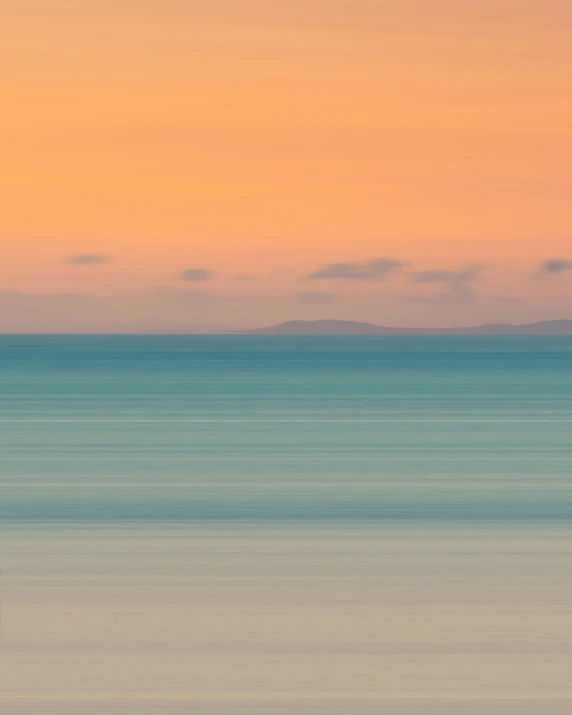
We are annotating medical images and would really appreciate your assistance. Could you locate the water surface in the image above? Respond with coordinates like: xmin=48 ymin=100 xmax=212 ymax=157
xmin=1 ymin=337 xmax=571 ymax=712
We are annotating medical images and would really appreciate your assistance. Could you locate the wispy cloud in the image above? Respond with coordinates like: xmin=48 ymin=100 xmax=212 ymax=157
xmin=180 ymin=268 xmax=213 ymax=282
xmin=410 ymin=264 xmax=484 ymax=305
xmin=531 ymin=258 xmax=572 ymax=279
xmin=64 ymin=253 xmax=109 ymax=265
xmin=308 ymin=257 xmax=405 ymax=281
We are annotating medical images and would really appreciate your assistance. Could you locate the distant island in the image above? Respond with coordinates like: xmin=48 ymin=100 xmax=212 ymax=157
xmin=242 ymin=319 xmax=572 ymax=335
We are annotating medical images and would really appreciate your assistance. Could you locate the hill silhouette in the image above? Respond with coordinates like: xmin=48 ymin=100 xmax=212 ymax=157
xmin=242 ymin=319 xmax=572 ymax=335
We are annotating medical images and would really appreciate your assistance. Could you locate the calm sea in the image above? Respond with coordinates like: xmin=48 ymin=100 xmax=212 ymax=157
xmin=1 ymin=336 xmax=571 ymax=713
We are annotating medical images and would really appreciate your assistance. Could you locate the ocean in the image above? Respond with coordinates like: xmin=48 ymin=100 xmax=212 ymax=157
xmin=1 ymin=336 xmax=571 ymax=713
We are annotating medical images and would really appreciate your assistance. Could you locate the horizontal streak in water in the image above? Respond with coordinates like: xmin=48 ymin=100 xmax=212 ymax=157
xmin=2 ymin=419 xmax=572 ymax=423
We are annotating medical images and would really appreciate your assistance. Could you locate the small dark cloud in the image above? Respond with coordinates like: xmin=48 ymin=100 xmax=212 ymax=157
xmin=180 ymin=268 xmax=213 ymax=282
xmin=531 ymin=258 xmax=572 ymax=279
xmin=308 ymin=257 xmax=405 ymax=281
xmin=296 ymin=291 xmax=339 ymax=304
xmin=64 ymin=253 xmax=109 ymax=265
xmin=410 ymin=264 xmax=484 ymax=305
xmin=234 ymin=274 xmax=257 ymax=282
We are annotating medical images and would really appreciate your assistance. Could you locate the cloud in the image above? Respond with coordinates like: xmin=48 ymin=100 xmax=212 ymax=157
xmin=180 ymin=268 xmax=213 ymax=282
xmin=531 ymin=258 xmax=572 ymax=279
xmin=64 ymin=253 xmax=109 ymax=265
xmin=308 ymin=257 xmax=405 ymax=281
xmin=234 ymin=274 xmax=257 ymax=282
xmin=296 ymin=291 xmax=339 ymax=304
xmin=410 ymin=264 xmax=484 ymax=305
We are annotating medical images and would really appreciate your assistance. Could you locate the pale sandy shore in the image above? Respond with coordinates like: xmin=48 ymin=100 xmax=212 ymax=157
xmin=1 ymin=528 xmax=571 ymax=714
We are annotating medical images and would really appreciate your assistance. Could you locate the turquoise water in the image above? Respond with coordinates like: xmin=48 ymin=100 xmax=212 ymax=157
xmin=1 ymin=337 xmax=571 ymax=711
xmin=1 ymin=336 xmax=571 ymax=525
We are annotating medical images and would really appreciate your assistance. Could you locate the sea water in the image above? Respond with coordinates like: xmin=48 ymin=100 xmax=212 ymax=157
xmin=1 ymin=336 xmax=571 ymax=713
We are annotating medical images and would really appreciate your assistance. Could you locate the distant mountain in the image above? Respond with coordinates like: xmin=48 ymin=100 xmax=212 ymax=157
xmin=242 ymin=319 xmax=572 ymax=335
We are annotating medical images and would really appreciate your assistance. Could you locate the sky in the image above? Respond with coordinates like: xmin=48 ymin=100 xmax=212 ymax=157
xmin=2 ymin=0 xmax=572 ymax=331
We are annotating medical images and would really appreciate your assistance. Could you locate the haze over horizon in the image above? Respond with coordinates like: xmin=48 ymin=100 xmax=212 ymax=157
xmin=3 ymin=0 xmax=572 ymax=331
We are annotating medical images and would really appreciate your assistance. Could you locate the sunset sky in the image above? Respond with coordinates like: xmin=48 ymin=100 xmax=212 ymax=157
xmin=2 ymin=0 xmax=572 ymax=330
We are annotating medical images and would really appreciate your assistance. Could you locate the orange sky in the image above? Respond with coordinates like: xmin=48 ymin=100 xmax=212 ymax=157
xmin=1 ymin=0 xmax=572 ymax=329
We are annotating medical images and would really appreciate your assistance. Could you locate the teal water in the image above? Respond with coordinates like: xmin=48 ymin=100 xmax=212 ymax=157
xmin=1 ymin=337 xmax=571 ymax=711
xmin=1 ymin=336 xmax=571 ymax=525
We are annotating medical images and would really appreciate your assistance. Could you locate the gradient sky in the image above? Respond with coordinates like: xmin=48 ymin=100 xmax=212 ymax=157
xmin=2 ymin=0 xmax=572 ymax=330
